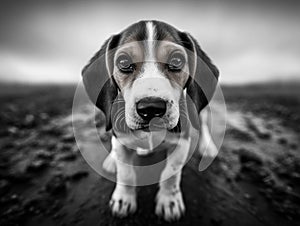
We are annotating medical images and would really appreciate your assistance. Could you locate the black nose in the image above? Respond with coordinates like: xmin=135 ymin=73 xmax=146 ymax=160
xmin=136 ymin=97 xmax=167 ymax=121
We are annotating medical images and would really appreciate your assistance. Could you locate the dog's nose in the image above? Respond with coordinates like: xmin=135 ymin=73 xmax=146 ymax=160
xmin=136 ymin=97 xmax=167 ymax=121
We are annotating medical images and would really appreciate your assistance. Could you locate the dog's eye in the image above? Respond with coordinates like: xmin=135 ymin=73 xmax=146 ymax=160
xmin=117 ymin=54 xmax=135 ymax=73
xmin=167 ymin=53 xmax=185 ymax=72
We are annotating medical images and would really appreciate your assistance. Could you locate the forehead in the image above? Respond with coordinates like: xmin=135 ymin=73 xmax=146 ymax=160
xmin=120 ymin=20 xmax=183 ymax=43
xmin=115 ymin=21 xmax=187 ymax=61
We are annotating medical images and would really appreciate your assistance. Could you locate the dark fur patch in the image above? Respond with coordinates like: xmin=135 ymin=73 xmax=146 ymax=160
xmin=120 ymin=21 xmax=147 ymax=43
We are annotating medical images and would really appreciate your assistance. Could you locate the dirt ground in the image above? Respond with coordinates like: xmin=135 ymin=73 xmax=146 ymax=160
xmin=0 ymin=82 xmax=299 ymax=226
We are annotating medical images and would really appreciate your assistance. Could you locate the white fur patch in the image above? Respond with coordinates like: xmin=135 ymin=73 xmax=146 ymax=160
xmin=102 ymin=149 xmax=116 ymax=173
xmin=146 ymin=21 xmax=155 ymax=41
xmin=146 ymin=21 xmax=155 ymax=59
xmin=136 ymin=147 xmax=152 ymax=156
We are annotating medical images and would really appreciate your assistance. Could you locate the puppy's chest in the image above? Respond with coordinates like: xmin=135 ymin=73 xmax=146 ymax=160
xmin=116 ymin=130 xmax=181 ymax=153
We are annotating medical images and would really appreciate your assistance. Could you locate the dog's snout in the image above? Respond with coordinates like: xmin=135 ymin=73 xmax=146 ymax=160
xmin=136 ymin=97 xmax=166 ymax=121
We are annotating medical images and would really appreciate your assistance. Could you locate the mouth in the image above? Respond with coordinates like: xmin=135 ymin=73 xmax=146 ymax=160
xmin=136 ymin=117 xmax=168 ymax=132
xmin=136 ymin=124 xmax=164 ymax=132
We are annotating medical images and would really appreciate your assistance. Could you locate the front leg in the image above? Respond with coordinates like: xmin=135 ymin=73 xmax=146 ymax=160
xmin=109 ymin=136 xmax=137 ymax=217
xmin=155 ymin=138 xmax=190 ymax=221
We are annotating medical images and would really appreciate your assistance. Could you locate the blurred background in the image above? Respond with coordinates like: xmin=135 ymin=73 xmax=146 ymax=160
xmin=0 ymin=0 xmax=300 ymax=226
xmin=0 ymin=0 xmax=300 ymax=84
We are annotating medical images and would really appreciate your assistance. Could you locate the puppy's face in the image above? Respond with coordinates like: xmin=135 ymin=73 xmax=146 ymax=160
xmin=82 ymin=20 xmax=219 ymax=132
xmin=112 ymin=24 xmax=190 ymax=130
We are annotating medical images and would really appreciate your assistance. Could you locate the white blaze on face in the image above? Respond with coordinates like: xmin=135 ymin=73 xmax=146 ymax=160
xmin=146 ymin=21 xmax=155 ymax=45
xmin=142 ymin=22 xmax=166 ymax=81
xmin=143 ymin=21 xmax=157 ymax=77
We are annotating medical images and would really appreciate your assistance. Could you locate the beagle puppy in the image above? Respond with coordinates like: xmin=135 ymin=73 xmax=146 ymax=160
xmin=82 ymin=20 xmax=219 ymax=221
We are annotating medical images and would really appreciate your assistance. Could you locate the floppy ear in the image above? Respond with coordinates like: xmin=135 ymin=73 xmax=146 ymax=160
xmin=179 ymin=32 xmax=219 ymax=129
xmin=82 ymin=34 xmax=120 ymax=131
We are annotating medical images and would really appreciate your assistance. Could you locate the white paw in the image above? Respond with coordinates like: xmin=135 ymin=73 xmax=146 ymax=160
xmin=109 ymin=187 xmax=137 ymax=217
xmin=155 ymin=189 xmax=185 ymax=221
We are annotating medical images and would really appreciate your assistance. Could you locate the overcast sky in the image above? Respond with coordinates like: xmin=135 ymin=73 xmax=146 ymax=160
xmin=0 ymin=0 xmax=299 ymax=84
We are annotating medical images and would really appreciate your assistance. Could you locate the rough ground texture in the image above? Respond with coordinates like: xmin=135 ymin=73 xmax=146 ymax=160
xmin=0 ymin=83 xmax=299 ymax=226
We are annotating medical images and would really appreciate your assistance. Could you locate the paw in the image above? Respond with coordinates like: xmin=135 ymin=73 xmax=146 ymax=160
xmin=155 ymin=189 xmax=185 ymax=221
xmin=109 ymin=187 xmax=137 ymax=217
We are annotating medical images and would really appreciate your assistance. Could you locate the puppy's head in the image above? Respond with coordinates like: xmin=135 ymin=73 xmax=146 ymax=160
xmin=82 ymin=20 xmax=219 ymax=132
